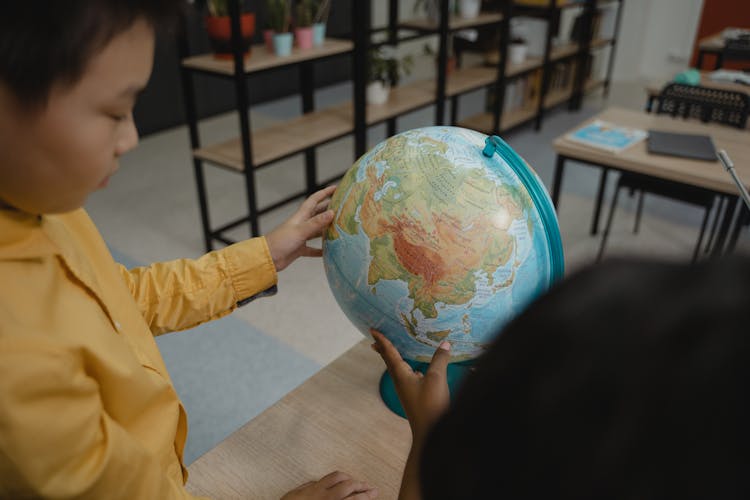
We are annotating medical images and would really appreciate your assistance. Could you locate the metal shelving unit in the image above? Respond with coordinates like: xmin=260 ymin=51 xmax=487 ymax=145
xmin=178 ymin=0 xmax=622 ymax=251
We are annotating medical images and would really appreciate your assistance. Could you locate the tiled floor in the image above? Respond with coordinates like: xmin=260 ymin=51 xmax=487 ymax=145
xmin=86 ymin=79 xmax=748 ymax=458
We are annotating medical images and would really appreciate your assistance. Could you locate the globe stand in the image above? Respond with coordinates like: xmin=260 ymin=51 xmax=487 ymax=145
xmin=378 ymin=360 xmax=473 ymax=418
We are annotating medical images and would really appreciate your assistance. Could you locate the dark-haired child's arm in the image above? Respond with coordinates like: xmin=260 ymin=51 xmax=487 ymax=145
xmin=370 ymin=330 xmax=451 ymax=500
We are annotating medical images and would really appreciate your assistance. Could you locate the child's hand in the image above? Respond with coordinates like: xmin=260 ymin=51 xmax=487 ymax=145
xmin=370 ymin=329 xmax=451 ymax=443
xmin=265 ymin=185 xmax=336 ymax=272
xmin=281 ymin=471 xmax=378 ymax=499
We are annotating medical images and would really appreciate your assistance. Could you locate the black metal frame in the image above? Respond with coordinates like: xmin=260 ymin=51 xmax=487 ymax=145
xmin=179 ymin=2 xmax=369 ymax=251
xmin=506 ymin=0 xmax=623 ymax=132
xmin=178 ymin=0 xmax=623 ymax=252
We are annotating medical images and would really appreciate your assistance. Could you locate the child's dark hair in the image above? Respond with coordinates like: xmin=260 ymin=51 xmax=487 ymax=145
xmin=421 ymin=256 xmax=750 ymax=499
xmin=0 ymin=1 xmax=183 ymax=109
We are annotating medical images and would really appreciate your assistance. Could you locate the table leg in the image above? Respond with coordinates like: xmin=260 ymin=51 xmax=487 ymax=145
xmin=711 ymin=196 xmax=738 ymax=257
xmin=590 ymin=168 xmax=609 ymax=236
xmin=552 ymin=155 xmax=565 ymax=208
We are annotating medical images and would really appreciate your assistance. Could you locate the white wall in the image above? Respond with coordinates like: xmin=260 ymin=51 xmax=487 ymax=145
xmin=612 ymin=0 xmax=703 ymax=82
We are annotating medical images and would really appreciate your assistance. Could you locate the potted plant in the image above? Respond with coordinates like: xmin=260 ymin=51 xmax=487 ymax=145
xmin=367 ymin=47 xmax=414 ymax=105
xmin=204 ymin=0 xmax=256 ymax=59
xmin=458 ymin=0 xmax=481 ymax=19
xmin=312 ymin=0 xmax=331 ymax=46
xmin=294 ymin=0 xmax=315 ymax=50
xmin=414 ymin=0 xmax=441 ymax=24
xmin=267 ymin=0 xmax=293 ymax=57
xmin=509 ymin=36 xmax=528 ymax=65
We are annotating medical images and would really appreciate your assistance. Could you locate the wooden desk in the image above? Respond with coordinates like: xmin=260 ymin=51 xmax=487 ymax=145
xmin=186 ymin=340 xmax=411 ymax=499
xmin=551 ymin=107 xmax=750 ymax=254
xmin=644 ymin=72 xmax=750 ymax=113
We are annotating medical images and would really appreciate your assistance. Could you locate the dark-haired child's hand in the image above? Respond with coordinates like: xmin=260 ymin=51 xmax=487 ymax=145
xmin=370 ymin=329 xmax=451 ymax=443
xmin=265 ymin=185 xmax=336 ymax=272
xmin=281 ymin=470 xmax=378 ymax=499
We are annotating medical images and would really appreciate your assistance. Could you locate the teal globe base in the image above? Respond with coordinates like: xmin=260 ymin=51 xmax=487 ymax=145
xmin=378 ymin=360 xmax=473 ymax=418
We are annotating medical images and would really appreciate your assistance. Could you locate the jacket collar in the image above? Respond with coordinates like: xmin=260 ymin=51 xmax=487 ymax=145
xmin=0 ymin=207 xmax=59 ymax=260
xmin=0 ymin=206 xmax=115 ymax=323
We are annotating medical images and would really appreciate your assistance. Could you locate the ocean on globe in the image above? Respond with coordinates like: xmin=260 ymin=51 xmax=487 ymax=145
xmin=323 ymin=126 xmax=564 ymax=364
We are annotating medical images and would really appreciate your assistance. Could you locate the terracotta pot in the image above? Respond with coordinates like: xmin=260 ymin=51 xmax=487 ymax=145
xmin=205 ymin=13 xmax=256 ymax=59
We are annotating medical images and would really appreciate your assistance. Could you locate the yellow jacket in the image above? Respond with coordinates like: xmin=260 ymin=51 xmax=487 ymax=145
xmin=0 ymin=207 xmax=277 ymax=498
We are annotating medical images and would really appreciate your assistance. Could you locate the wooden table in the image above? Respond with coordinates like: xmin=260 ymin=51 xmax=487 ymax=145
xmin=644 ymin=72 xmax=750 ymax=113
xmin=186 ymin=340 xmax=411 ymax=499
xmin=551 ymin=107 xmax=750 ymax=254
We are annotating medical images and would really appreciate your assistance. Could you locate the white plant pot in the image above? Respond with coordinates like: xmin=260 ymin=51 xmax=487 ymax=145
xmin=458 ymin=0 xmax=481 ymax=19
xmin=366 ymin=81 xmax=390 ymax=105
xmin=509 ymin=43 xmax=528 ymax=65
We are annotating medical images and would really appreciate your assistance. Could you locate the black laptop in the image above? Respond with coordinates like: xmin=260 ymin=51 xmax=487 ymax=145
xmin=647 ymin=130 xmax=717 ymax=161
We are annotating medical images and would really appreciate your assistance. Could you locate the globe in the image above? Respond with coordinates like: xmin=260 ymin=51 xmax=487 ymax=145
xmin=323 ymin=126 xmax=564 ymax=412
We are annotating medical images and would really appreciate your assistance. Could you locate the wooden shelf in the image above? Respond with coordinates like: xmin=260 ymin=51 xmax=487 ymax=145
xmin=590 ymin=37 xmax=614 ymax=49
xmin=193 ymin=79 xmax=440 ymax=171
xmin=550 ymin=42 xmax=580 ymax=61
xmin=458 ymin=105 xmax=538 ymax=134
xmin=585 ymin=79 xmax=606 ymax=92
xmin=193 ymin=106 xmax=353 ymax=170
xmin=543 ymin=87 xmax=574 ymax=108
xmin=514 ymin=0 xmax=588 ymax=9
xmin=413 ymin=66 xmax=498 ymax=97
xmin=507 ymin=57 xmax=544 ymax=77
xmin=400 ymin=12 xmax=503 ymax=32
xmin=181 ymin=38 xmax=353 ymax=76
xmin=359 ymin=83 xmax=436 ymax=125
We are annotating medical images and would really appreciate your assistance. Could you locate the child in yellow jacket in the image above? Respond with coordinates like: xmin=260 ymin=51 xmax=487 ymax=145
xmin=0 ymin=2 xmax=376 ymax=499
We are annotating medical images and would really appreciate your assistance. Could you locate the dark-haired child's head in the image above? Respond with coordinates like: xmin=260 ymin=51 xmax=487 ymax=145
xmin=421 ymin=257 xmax=750 ymax=500
xmin=0 ymin=1 xmax=182 ymax=214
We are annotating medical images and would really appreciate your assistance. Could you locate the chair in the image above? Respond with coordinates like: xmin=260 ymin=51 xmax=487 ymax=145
xmin=722 ymin=35 xmax=750 ymax=69
xmin=656 ymin=83 xmax=750 ymax=128
xmin=598 ymin=84 xmax=750 ymax=262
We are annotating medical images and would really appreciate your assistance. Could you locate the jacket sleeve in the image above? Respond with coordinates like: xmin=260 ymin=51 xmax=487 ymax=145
xmin=0 ymin=338 xmax=207 ymax=499
xmin=116 ymin=237 xmax=277 ymax=336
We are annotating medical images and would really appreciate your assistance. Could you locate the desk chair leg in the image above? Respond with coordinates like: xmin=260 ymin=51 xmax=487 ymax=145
xmin=711 ymin=197 xmax=738 ymax=257
xmin=704 ymin=195 xmax=725 ymax=254
xmin=727 ymin=204 xmax=750 ymax=253
xmin=634 ymin=190 xmax=645 ymax=233
xmin=692 ymin=207 xmax=711 ymax=263
xmin=597 ymin=182 xmax=621 ymax=262
xmin=645 ymin=96 xmax=655 ymax=113
xmin=590 ymin=168 xmax=609 ymax=236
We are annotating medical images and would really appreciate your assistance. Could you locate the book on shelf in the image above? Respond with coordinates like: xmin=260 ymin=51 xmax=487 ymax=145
xmin=567 ymin=120 xmax=647 ymax=153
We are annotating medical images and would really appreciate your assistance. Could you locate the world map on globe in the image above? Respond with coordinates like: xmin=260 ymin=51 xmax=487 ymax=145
xmin=323 ymin=127 xmax=563 ymax=363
